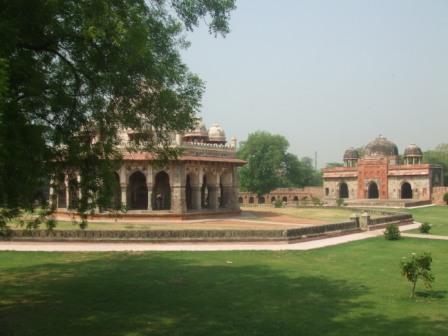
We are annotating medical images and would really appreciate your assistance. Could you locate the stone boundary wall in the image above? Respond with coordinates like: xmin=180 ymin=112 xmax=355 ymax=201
xmin=432 ymin=187 xmax=448 ymax=205
xmin=1 ymin=211 xmax=413 ymax=242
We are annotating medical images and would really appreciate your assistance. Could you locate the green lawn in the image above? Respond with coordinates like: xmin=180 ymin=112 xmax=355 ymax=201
xmin=407 ymin=206 xmax=448 ymax=235
xmin=1 ymin=238 xmax=447 ymax=335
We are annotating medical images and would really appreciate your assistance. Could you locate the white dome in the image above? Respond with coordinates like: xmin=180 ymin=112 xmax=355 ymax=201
xmin=208 ymin=123 xmax=226 ymax=142
xmin=183 ymin=118 xmax=208 ymax=138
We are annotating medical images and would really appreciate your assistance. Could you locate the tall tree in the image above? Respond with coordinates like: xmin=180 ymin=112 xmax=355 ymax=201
xmin=423 ymin=144 xmax=448 ymax=186
xmin=237 ymin=131 xmax=321 ymax=195
xmin=0 ymin=0 xmax=236 ymax=227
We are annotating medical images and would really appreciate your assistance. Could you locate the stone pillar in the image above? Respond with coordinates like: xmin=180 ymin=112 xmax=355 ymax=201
xmin=120 ymin=184 xmax=127 ymax=209
xmin=232 ymin=166 xmax=240 ymax=210
xmin=208 ymin=185 xmax=219 ymax=210
xmin=191 ymin=186 xmax=201 ymax=210
xmin=147 ymin=185 xmax=153 ymax=211
xmin=171 ymin=185 xmax=186 ymax=214
xmin=222 ymin=186 xmax=233 ymax=209
xmin=64 ymin=175 xmax=69 ymax=210
xmin=359 ymin=212 xmax=370 ymax=231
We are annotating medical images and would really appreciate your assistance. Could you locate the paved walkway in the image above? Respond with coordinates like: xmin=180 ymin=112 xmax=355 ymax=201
xmin=402 ymin=233 xmax=448 ymax=240
xmin=0 ymin=223 xmax=424 ymax=252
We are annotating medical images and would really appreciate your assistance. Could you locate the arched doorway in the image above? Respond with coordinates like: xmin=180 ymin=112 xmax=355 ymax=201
xmin=129 ymin=171 xmax=148 ymax=210
xmin=401 ymin=182 xmax=413 ymax=199
xmin=153 ymin=171 xmax=171 ymax=210
xmin=185 ymin=174 xmax=193 ymax=210
xmin=293 ymin=196 xmax=299 ymax=202
xmin=339 ymin=182 xmax=349 ymax=199
xmin=201 ymin=175 xmax=209 ymax=209
xmin=368 ymin=182 xmax=379 ymax=199
xmin=258 ymin=196 xmax=265 ymax=204
xmin=282 ymin=196 xmax=288 ymax=202
xmin=68 ymin=178 xmax=79 ymax=209
xmin=271 ymin=196 xmax=276 ymax=203
xmin=238 ymin=197 xmax=243 ymax=204
xmin=249 ymin=196 xmax=254 ymax=204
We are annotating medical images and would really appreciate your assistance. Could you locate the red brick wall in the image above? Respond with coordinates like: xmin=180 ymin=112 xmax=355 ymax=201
xmin=432 ymin=186 xmax=448 ymax=205
xmin=357 ymin=157 xmax=389 ymax=199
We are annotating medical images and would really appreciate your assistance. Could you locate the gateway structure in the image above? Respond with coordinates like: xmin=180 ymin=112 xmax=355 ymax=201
xmin=322 ymin=136 xmax=444 ymax=206
xmin=53 ymin=120 xmax=245 ymax=217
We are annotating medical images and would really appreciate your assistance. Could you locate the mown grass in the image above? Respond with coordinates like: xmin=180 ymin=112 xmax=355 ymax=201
xmin=406 ymin=206 xmax=448 ymax=235
xmin=1 ymin=238 xmax=447 ymax=336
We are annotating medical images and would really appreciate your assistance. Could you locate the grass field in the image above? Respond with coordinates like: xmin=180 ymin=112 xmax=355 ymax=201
xmin=1 ymin=238 xmax=447 ymax=336
xmin=407 ymin=206 xmax=448 ymax=235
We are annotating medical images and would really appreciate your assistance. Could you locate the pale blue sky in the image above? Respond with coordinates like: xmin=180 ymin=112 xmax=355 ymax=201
xmin=182 ymin=0 xmax=448 ymax=167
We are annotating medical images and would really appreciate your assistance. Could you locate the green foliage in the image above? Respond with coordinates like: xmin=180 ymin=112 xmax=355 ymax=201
xmin=423 ymin=144 xmax=448 ymax=186
xmin=336 ymin=198 xmax=344 ymax=207
xmin=400 ymin=252 xmax=435 ymax=298
xmin=384 ymin=224 xmax=401 ymax=240
xmin=237 ymin=131 xmax=322 ymax=195
xmin=419 ymin=222 xmax=431 ymax=234
xmin=0 ymin=0 xmax=236 ymax=224
xmin=443 ymin=193 xmax=448 ymax=205
xmin=274 ymin=199 xmax=283 ymax=208
xmin=312 ymin=196 xmax=322 ymax=206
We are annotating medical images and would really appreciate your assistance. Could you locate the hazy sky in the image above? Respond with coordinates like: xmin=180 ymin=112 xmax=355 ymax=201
xmin=181 ymin=0 xmax=448 ymax=167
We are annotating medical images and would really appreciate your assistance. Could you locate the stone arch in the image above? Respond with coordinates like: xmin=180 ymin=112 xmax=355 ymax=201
xmin=271 ymin=196 xmax=276 ymax=203
xmin=249 ymin=196 xmax=254 ymax=204
xmin=339 ymin=182 xmax=349 ymax=199
xmin=258 ymin=196 xmax=265 ymax=204
xmin=238 ymin=196 xmax=243 ymax=204
xmin=68 ymin=177 xmax=79 ymax=209
xmin=401 ymin=182 xmax=413 ymax=199
xmin=185 ymin=174 xmax=193 ymax=210
xmin=153 ymin=171 xmax=171 ymax=210
xmin=128 ymin=171 xmax=148 ymax=210
xmin=282 ymin=196 xmax=288 ymax=202
xmin=111 ymin=172 xmax=121 ymax=209
xmin=56 ymin=174 xmax=67 ymax=209
xmin=293 ymin=196 xmax=299 ymax=202
xmin=367 ymin=181 xmax=379 ymax=199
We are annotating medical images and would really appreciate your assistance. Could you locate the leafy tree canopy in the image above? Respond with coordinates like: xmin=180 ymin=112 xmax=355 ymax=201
xmin=237 ymin=131 xmax=321 ymax=195
xmin=423 ymin=143 xmax=448 ymax=186
xmin=0 ymin=0 xmax=236 ymax=226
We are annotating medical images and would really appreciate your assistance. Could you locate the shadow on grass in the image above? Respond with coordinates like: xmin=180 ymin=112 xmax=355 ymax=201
xmin=416 ymin=290 xmax=447 ymax=299
xmin=0 ymin=253 xmax=447 ymax=336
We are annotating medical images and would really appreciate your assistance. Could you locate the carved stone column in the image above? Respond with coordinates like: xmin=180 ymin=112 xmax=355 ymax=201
xmin=120 ymin=184 xmax=127 ymax=208
xmin=208 ymin=185 xmax=219 ymax=210
xmin=191 ymin=186 xmax=201 ymax=210
xmin=147 ymin=184 xmax=153 ymax=211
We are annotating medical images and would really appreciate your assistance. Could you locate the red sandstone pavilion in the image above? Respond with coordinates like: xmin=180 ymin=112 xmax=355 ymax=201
xmin=323 ymin=135 xmax=444 ymax=206
xmin=52 ymin=119 xmax=246 ymax=219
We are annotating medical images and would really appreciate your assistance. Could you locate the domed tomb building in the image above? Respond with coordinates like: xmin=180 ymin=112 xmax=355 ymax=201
xmin=322 ymin=136 xmax=444 ymax=205
xmin=52 ymin=119 xmax=245 ymax=217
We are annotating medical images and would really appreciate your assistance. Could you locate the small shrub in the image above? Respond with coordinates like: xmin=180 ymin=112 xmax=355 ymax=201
xmin=336 ymin=198 xmax=344 ymax=207
xmin=384 ymin=223 xmax=401 ymax=240
xmin=443 ymin=192 xmax=448 ymax=205
xmin=419 ymin=222 xmax=431 ymax=234
xmin=274 ymin=199 xmax=283 ymax=208
xmin=312 ymin=196 xmax=321 ymax=206
xmin=400 ymin=252 xmax=434 ymax=298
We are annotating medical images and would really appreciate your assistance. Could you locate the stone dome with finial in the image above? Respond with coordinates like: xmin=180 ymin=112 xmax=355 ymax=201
xmin=343 ymin=147 xmax=360 ymax=160
xmin=208 ymin=123 xmax=226 ymax=144
xmin=404 ymin=144 xmax=423 ymax=157
xmin=365 ymin=135 xmax=399 ymax=157
xmin=183 ymin=118 xmax=208 ymax=142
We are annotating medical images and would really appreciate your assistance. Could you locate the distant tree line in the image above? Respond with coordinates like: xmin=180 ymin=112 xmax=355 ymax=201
xmin=237 ymin=131 xmax=322 ymax=196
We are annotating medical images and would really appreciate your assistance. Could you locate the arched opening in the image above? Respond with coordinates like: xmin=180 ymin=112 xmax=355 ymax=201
xmin=219 ymin=178 xmax=224 ymax=208
xmin=129 ymin=171 xmax=148 ymax=210
xmin=201 ymin=175 xmax=209 ymax=209
xmin=249 ymin=196 xmax=254 ymax=204
xmin=339 ymin=182 xmax=349 ymax=199
xmin=271 ymin=196 xmax=276 ymax=203
xmin=258 ymin=196 xmax=265 ymax=204
xmin=185 ymin=174 xmax=193 ymax=210
xmin=238 ymin=197 xmax=243 ymax=204
xmin=111 ymin=172 xmax=121 ymax=210
xmin=68 ymin=178 xmax=79 ymax=209
xmin=282 ymin=196 xmax=288 ymax=202
xmin=153 ymin=171 xmax=171 ymax=210
xmin=56 ymin=175 xmax=66 ymax=209
xmin=325 ymin=188 xmax=329 ymax=196
xmin=293 ymin=196 xmax=299 ymax=202
xmin=401 ymin=182 xmax=413 ymax=199
xmin=368 ymin=182 xmax=379 ymax=199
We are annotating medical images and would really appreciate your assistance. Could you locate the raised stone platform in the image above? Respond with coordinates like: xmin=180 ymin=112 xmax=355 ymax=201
xmin=344 ymin=199 xmax=431 ymax=208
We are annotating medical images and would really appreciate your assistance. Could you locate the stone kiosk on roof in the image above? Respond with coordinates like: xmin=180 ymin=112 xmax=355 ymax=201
xmin=52 ymin=119 xmax=245 ymax=218
xmin=323 ymin=136 xmax=444 ymax=206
